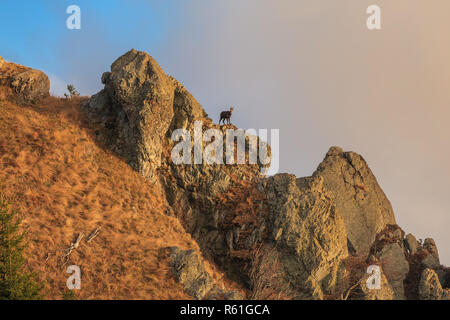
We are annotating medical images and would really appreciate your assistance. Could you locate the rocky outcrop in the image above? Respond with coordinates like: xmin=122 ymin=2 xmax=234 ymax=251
xmin=86 ymin=49 xmax=268 ymax=294
xmin=85 ymin=49 xmax=178 ymax=182
xmin=162 ymin=145 xmax=400 ymax=299
xmin=169 ymin=77 xmax=208 ymax=133
xmin=421 ymin=238 xmax=440 ymax=269
xmin=313 ymin=147 xmax=396 ymax=255
xmin=169 ymin=247 xmax=243 ymax=300
xmin=10 ymin=69 xmax=50 ymax=103
xmin=375 ymin=243 xmax=409 ymax=299
xmin=262 ymin=174 xmax=348 ymax=299
xmin=169 ymin=247 xmax=215 ymax=299
xmin=370 ymin=225 xmax=409 ymax=299
xmin=419 ymin=268 xmax=450 ymax=300
xmin=0 ymin=58 xmax=49 ymax=104
xmin=404 ymin=233 xmax=419 ymax=255
xmin=83 ymin=49 xmax=448 ymax=300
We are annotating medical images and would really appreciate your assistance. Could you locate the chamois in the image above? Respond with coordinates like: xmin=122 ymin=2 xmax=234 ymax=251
xmin=219 ymin=107 xmax=234 ymax=125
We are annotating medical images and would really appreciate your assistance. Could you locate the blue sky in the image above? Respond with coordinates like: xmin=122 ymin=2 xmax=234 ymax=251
xmin=0 ymin=0 xmax=186 ymax=94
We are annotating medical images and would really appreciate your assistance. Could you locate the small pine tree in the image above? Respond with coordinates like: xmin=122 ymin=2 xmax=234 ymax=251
xmin=0 ymin=195 xmax=43 ymax=300
xmin=66 ymin=84 xmax=80 ymax=98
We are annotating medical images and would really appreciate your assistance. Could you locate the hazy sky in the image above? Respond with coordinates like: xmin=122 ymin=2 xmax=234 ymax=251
xmin=1 ymin=1 xmax=449 ymax=264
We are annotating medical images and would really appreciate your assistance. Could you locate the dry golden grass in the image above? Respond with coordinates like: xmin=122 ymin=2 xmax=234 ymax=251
xmin=0 ymin=95 xmax=242 ymax=299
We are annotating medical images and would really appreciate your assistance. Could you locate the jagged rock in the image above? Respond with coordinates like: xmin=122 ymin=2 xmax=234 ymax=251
xmin=169 ymin=247 xmax=215 ymax=299
xmin=370 ymin=225 xmax=409 ymax=299
xmin=374 ymin=242 xmax=409 ymax=299
xmin=224 ymin=291 xmax=244 ymax=300
xmin=421 ymin=238 xmax=440 ymax=269
xmin=160 ymin=116 xmax=264 ymax=259
xmin=0 ymin=56 xmax=4 ymax=68
xmin=421 ymin=255 xmax=440 ymax=270
xmin=405 ymin=233 xmax=419 ymax=255
xmin=7 ymin=67 xmax=49 ymax=104
xmin=208 ymin=289 xmax=244 ymax=300
xmin=423 ymin=238 xmax=439 ymax=256
xmin=376 ymin=224 xmax=405 ymax=243
xmin=161 ymin=160 xmax=260 ymax=235
xmin=169 ymin=246 xmax=242 ymax=300
xmin=101 ymin=71 xmax=111 ymax=84
xmin=86 ymin=49 xmax=175 ymax=182
xmin=263 ymin=173 xmax=348 ymax=299
xmin=168 ymin=76 xmax=208 ymax=132
xmin=419 ymin=268 xmax=450 ymax=300
xmin=313 ymin=147 xmax=396 ymax=255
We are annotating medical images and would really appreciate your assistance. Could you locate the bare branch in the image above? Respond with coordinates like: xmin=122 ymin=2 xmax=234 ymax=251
xmin=60 ymin=232 xmax=84 ymax=267
xmin=86 ymin=227 xmax=101 ymax=243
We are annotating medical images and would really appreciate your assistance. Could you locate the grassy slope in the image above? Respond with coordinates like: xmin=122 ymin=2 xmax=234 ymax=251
xmin=0 ymin=94 xmax=241 ymax=299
